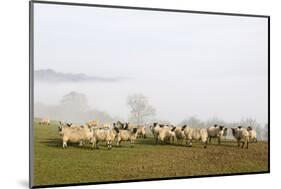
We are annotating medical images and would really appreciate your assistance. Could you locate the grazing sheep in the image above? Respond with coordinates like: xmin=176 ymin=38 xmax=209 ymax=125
xmin=58 ymin=122 xmax=93 ymax=148
xmin=247 ymin=126 xmax=257 ymax=143
xmin=91 ymin=127 xmax=119 ymax=149
xmin=157 ymin=126 xmax=176 ymax=144
xmin=181 ymin=125 xmax=208 ymax=148
xmin=207 ymin=125 xmax=225 ymax=144
xmin=39 ymin=118 xmax=50 ymax=126
xmin=231 ymin=126 xmax=250 ymax=149
xmin=116 ymin=127 xmax=138 ymax=147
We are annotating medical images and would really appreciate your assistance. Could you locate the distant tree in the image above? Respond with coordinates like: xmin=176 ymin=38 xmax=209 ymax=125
xmin=127 ymin=94 xmax=156 ymax=124
xmin=60 ymin=91 xmax=89 ymax=112
xmin=181 ymin=116 xmax=205 ymax=128
xmin=206 ymin=117 xmax=226 ymax=127
xmin=263 ymin=123 xmax=268 ymax=141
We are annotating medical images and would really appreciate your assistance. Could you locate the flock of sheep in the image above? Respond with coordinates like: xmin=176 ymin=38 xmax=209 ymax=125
xmin=43 ymin=119 xmax=258 ymax=150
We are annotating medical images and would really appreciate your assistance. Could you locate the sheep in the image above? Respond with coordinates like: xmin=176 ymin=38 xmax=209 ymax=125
xmin=207 ymin=125 xmax=225 ymax=144
xmin=114 ymin=121 xmax=127 ymax=130
xmin=150 ymin=123 xmax=171 ymax=143
xmin=91 ymin=127 xmax=119 ymax=149
xmin=174 ymin=127 xmax=186 ymax=144
xmin=247 ymin=126 xmax=257 ymax=143
xmin=137 ymin=125 xmax=146 ymax=138
xmin=39 ymin=118 xmax=50 ymax=126
xmin=58 ymin=122 xmax=93 ymax=148
xmin=86 ymin=120 xmax=98 ymax=127
xmin=116 ymin=127 xmax=138 ymax=147
xmin=157 ymin=126 xmax=176 ymax=144
xmin=231 ymin=126 xmax=250 ymax=149
xmin=223 ymin=128 xmax=228 ymax=139
xmin=181 ymin=125 xmax=208 ymax=148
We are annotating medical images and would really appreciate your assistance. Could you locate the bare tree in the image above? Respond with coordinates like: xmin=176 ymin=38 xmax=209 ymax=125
xmin=181 ymin=116 xmax=205 ymax=128
xmin=127 ymin=94 xmax=156 ymax=124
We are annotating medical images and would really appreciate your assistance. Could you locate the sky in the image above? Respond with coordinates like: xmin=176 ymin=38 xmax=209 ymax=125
xmin=33 ymin=3 xmax=268 ymax=124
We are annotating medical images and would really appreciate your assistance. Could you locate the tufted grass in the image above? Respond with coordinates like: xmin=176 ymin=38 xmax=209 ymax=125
xmin=32 ymin=121 xmax=268 ymax=186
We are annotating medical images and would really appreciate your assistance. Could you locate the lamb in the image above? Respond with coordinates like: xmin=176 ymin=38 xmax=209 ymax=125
xmin=231 ymin=126 xmax=250 ymax=149
xmin=207 ymin=125 xmax=225 ymax=144
xmin=116 ymin=127 xmax=138 ymax=147
xmin=247 ymin=126 xmax=257 ymax=143
xmin=91 ymin=127 xmax=119 ymax=149
xmin=181 ymin=125 xmax=208 ymax=148
xmin=58 ymin=122 xmax=93 ymax=148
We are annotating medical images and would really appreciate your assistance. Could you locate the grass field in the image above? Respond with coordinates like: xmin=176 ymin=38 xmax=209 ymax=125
xmin=33 ymin=121 xmax=268 ymax=186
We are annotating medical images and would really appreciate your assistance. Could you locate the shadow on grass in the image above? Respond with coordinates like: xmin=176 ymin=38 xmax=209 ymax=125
xmin=40 ymin=137 xmax=254 ymax=151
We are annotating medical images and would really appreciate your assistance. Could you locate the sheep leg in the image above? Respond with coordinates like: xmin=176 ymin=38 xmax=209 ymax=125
xmin=241 ymin=141 xmax=245 ymax=149
xmin=117 ymin=140 xmax=121 ymax=147
xmin=62 ymin=141 xmax=67 ymax=148
xmin=79 ymin=141 xmax=83 ymax=146
xmin=95 ymin=141 xmax=99 ymax=149
xmin=204 ymin=141 xmax=207 ymax=148
xmin=130 ymin=140 xmax=134 ymax=148
xmin=188 ymin=139 xmax=192 ymax=147
xmin=237 ymin=139 xmax=240 ymax=147
xmin=107 ymin=141 xmax=112 ymax=150
xmin=218 ymin=137 xmax=221 ymax=145
xmin=208 ymin=137 xmax=212 ymax=144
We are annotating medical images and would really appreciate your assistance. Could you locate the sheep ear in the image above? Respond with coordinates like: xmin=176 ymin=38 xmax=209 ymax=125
xmin=67 ymin=123 xmax=72 ymax=127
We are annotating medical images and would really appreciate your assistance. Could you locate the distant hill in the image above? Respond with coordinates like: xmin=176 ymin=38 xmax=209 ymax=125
xmin=34 ymin=69 xmax=123 ymax=82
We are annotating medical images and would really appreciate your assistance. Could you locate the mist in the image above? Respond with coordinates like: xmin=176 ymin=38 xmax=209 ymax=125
xmin=33 ymin=4 xmax=268 ymax=131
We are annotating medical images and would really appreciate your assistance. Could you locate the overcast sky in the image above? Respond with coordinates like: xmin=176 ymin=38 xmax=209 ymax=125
xmin=34 ymin=3 xmax=268 ymax=124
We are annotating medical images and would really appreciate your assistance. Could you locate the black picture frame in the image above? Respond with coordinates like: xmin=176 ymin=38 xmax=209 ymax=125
xmin=29 ymin=1 xmax=270 ymax=188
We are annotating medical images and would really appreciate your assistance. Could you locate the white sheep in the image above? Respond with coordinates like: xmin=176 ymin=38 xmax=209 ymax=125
xmin=91 ymin=127 xmax=119 ymax=149
xmin=174 ymin=127 xmax=186 ymax=144
xmin=231 ymin=126 xmax=250 ymax=149
xmin=207 ymin=125 xmax=225 ymax=144
xmin=39 ymin=118 xmax=50 ymax=126
xmin=247 ymin=126 xmax=257 ymax=143
xmin=137 ymin=125 xmax=146 ymax=138
xmin=116 ymin=127 xmax=138 ymax=147
xmin=150 ymin=123 xmax=171 ymax=144
xmin=58 ymin=122 xmax=93 ymax=148
xmin=157 ymin=126 xmax=176 ymax=144
xmin=181 ymin=125 xmax=208 ymax=148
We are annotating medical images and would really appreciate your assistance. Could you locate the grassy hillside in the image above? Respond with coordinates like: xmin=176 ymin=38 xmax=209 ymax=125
xmin=33 ymin=121 xmax=268 ymax=186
